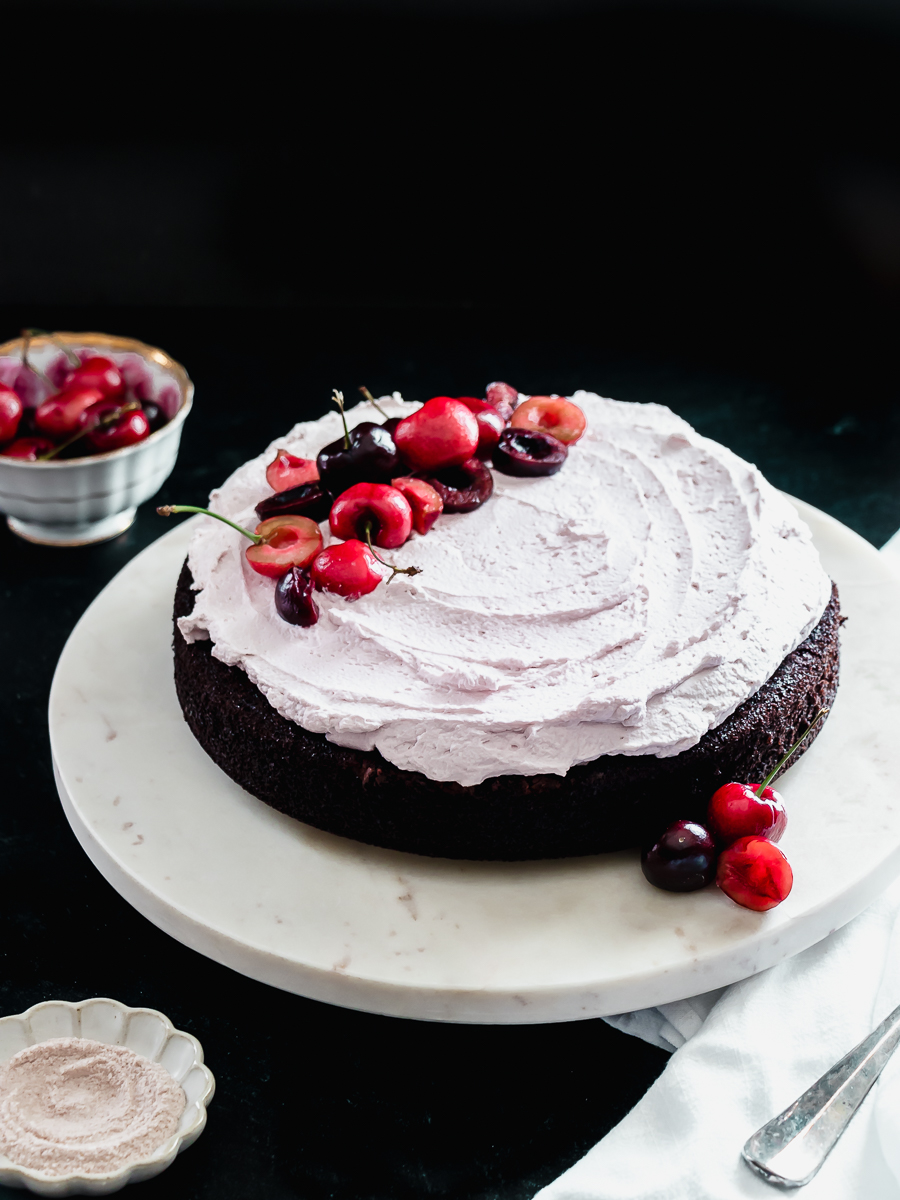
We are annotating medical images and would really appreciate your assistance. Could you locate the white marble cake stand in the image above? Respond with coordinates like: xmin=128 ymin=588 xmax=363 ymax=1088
xmin=49 ymin=503 xmax=900 ymax=1024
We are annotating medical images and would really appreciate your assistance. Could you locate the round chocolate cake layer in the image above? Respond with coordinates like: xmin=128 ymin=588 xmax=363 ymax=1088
xmin=173 ymin=564 xmax=840 ymax=860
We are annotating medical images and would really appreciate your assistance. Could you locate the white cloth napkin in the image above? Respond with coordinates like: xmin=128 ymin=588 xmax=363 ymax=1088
xmin=535 ymin=533 xmax=900 ymax=1200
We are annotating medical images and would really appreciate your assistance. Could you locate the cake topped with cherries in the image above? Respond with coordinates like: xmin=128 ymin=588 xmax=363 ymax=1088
xmin=171 ymin=386 xmax=839 ymax=863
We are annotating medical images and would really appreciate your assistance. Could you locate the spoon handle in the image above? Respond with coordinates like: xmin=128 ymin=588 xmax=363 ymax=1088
xmin=742 ymin=1001 xmax=900 ymax=1189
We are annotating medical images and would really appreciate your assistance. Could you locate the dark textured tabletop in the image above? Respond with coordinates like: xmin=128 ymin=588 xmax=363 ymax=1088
xmin=1 ymin=0 xmax=899 ymax=1194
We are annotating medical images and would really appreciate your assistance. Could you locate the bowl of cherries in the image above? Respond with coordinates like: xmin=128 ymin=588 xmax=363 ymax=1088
xmin=0 ymin=330 xmax=193 ymax=546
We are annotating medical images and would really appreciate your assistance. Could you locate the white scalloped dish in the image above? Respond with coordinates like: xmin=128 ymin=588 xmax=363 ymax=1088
xmin=0 ymin=998 xmax=214 ymax=1196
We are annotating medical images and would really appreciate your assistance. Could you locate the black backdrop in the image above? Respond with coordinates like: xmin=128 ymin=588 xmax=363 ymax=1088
xmin=1 ymin=3 xmax=899 ymax=1198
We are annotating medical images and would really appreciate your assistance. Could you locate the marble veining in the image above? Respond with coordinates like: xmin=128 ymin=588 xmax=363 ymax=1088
xmin=47 ymin=504 xmax=900 ymax=1022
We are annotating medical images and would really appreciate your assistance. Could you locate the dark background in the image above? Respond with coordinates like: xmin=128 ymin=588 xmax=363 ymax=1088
xmin=1 ymin=1 xmax=899 ymax=1197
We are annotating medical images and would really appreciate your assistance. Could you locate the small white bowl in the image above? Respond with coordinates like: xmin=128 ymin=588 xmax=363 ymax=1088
xmin=0 ymin=997 xmax=215 ymax=1196
xmin=0 ymin=332 xmax=193 ymax=546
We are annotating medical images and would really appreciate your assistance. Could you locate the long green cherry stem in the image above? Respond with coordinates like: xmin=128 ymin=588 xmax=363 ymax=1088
xmin=359 ymin=385 xmax=390 ymax=420
xmin=332 ymin=388 xmax=350 ymax=449
xmin=362 ymin=521 xmax=422 ymax=583
xmin=756 ymin=707 xmax=830 ymax=796
xmin=38 ymin=400 xmax=141 ymax=461
xmin=157 ymin=504 xmax=262 ymax=543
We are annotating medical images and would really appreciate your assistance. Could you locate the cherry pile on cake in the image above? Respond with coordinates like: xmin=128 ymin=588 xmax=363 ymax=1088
xmin=0 ymin=333 xmax=172 ymax=460
xmin=170 ymin=384 xmax=840 ymax=900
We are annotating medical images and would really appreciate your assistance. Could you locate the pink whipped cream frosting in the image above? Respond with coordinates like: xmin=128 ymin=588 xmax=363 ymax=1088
xmin=179 ymin=393 xmax=831 ymax=787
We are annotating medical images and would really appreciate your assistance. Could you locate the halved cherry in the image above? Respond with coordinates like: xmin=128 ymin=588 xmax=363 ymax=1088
xmin=330 ymin=483 xmax=413 ymax=549
xmin=421 ymin=457 xmax=494 ymax=512
xmin=245 ymin=515 xmax=324 ymax=577
xmin=390 ymin=476 xmax=443 ymax=534
xmin=1 ymin=436 xmax=55 ymax=460
xmin=266 ymin=448 xmax=319 ymax=492
xmin=510 ymin=395 xmax=586 ymax=444
xmin=0 ymin=385 xmax=23 ymax=442
xmin=157 ymin=505 xmax=323 ymax=579
xmin=311 ymin=540 xmax=383 ymax=599
xmin=456 ymin=397 xmax=506 ymax=457
xmin=485 ymin=381 xmax=518 ymax=422
xmin=35 ymin=386 xmax=105 ymax=437
xmin=64 ymin=355 xmax=124 ymax=400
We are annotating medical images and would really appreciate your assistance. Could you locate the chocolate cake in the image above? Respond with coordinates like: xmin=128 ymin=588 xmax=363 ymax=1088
xmin=173 ymin=564 xmax=840 ymax=860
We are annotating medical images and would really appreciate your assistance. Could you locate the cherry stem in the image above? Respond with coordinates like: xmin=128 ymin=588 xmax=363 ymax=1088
xmin=363 ymin=521 xmax=423 ymax=583
xmin=38 ymin=400 xmax=141 ymax=461
xmin=157 ymin=504 xmax=262 ymax=544
xmin=359 ymin=385 xmax=390 ymax=420
xmin=23 ymin=327 xmax=80 ymax=367
xmin=332 ymin=389 xmax=350 ymax=450
xmin=19 ymin=329 xmax=56 ymax=391
xmin=756 ymin=707 xmax=830 ymax=796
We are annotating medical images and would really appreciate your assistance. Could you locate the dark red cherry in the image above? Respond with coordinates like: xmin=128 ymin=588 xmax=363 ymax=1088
xmin=329 ymin=483 xmax=413 ymax=549
xmin=83 ymin=402 xmax=150 ymax=452
xmin=421 ymin=457 xmax=494 ymax=513
xmin=492 ymin=428 xmax=568 ymax=477
xmin=457 ymin=397 xmax=506 ymax=457
xmin=141 ymin=400 xmax=168 ymax=433
xmin=64 ymin=355 xmax=124 ymax=400
xmin=1 ymin=436 xmax=55 ymax=460
xmin=275 ymin=566 xmax=320 ymax=626
xmin=311 ymin=540 xmax=383 ymax=599
xmin=316 ymin=421 xmax=402 ymax=495
xmin=35 ymin=386 xmax=105 ymax=437
xmin=641 ymin=820 xmax=717 ymax=892
xmin=707 ymin=782 xmax=787 ymax=847
xmin=485 ymin=381 xmax=518 ymax=422
xmin=382 ymin=417 xmax=402 ymax=436
xmin=0 ymin=385 xmax=23 ymax=442
xmin=255 ymin=481 xmax=333 ymax=524
xmin=716 ymin=836 xmax=793 ymax=911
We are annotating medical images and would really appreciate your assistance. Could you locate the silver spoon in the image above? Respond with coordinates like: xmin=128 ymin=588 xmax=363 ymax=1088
xmin=742 ymin=1000 xmax=900 ymax=1188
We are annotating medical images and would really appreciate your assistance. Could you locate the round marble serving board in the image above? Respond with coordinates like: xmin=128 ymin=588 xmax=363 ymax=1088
xmin=49 ymin=503 xmax=900 ymax=1023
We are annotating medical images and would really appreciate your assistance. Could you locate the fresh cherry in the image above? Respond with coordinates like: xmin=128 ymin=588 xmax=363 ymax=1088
xmin=311 ymin=540 xmax=383 ymax=599
xmin=421 ymin=457 xmax=494 ymax=513
xmin=330 ymin=483 xmax=413 ymax=549
xmin=266 ymin=448 xmax=319 ymax=492
xmin=708 ymin=783 xmax=787 ymax=847
xmin=0 ymin=385 xmax=23 ymax=442
xmin=141 ymin=400 xmax=168 ymax=433
xmin=393 ymin=397 xmax=480 ymax=471
xmin=390 ymin=476 xmax=443 ymax=534
xmin=34 ymin=386 xmax=105 ymax=438
xmin=255 ymin=481 xmax=333 ymax=524
xmin=381 ymin=417 xmax=402 ymax=436
xmin=1 ymin=436 xmax=55 ymax=460
xmin=485 ymin=381 xmax=518 ymax=422
xmin=707 ymin=710 xmax=828 ymax=849
xmin=492 ymin=428 xmax=568 ymax=477
xmin=275 ymin=566 xmax=319 ymax=626
xmin=317 ymin=421 xmax=401 ymax=494
xmin=456 ymin=397 xmax=506 ymax=458
xmin=641 ymin=820 xmax=717 ymax=892
xmin=157 ymin=505 xmax=324 ymax=579
xmin=245 ymin=515 xmax=324 ymax=577
xmin=64 ymin=355 xmax=124 ymax=400
xmin=716 ymin=836 xmax=793 ymax=911
xmin=83 ymin=402 xmax=150 ymax=453
xmin=510 ymin=395 xmax=586 ymax=445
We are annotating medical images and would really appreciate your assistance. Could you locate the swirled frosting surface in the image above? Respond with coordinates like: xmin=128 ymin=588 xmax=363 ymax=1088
xmin=179 ymin=393 xmax=831 ymax=786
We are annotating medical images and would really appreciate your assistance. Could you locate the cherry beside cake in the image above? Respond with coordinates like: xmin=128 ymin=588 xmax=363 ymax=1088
xmin=170 ymin=388 xmax=840 ymax=863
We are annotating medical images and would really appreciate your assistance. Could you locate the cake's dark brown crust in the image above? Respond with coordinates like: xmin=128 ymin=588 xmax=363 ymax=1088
xmin=173 ymin=565 xmax=841 ymax=859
